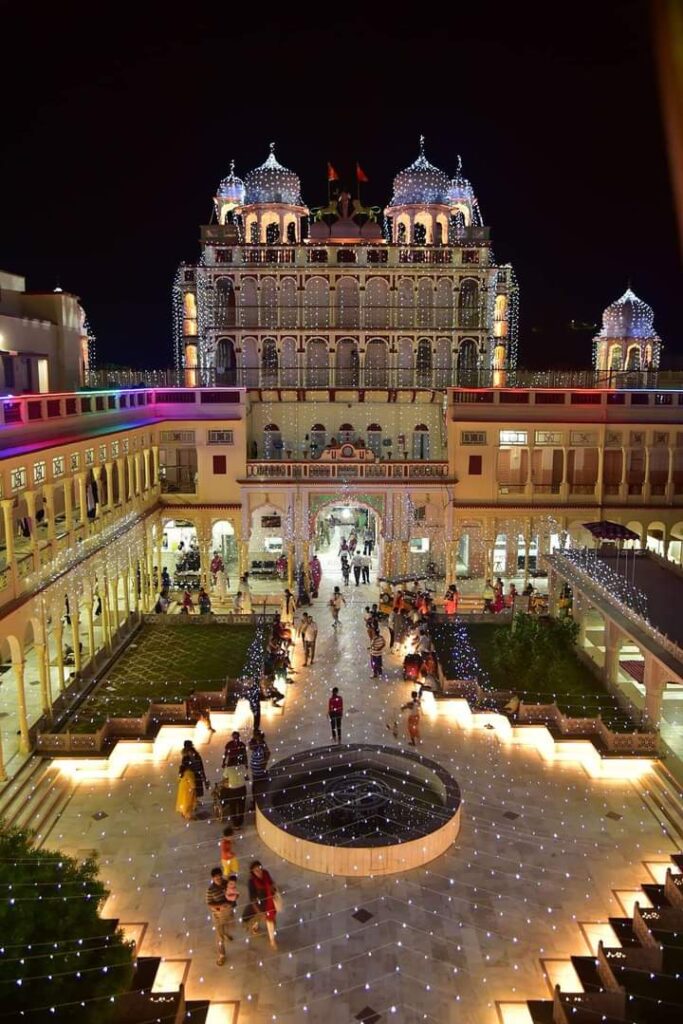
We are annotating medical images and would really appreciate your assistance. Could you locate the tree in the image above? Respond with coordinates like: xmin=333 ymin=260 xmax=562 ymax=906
xmin=0 ymin=825 xmax=134 ymax=1022
xmin=491 ymin=614 xmax=579 ymax=695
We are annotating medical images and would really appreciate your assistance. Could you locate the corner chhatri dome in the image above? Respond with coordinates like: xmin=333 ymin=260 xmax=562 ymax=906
xmin=244 ymin=143 xmax=304 ymax=206
xmin=216 ymin=160 xmax=246 ymax=206
xmin=597 ymin=288 xmax=657 ymax=340
xmin=389 ymin=136 xmax=450 ymax=206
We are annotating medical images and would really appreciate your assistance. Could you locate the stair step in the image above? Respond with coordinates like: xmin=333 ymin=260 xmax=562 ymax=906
xmin=641 ymin=883 xmax=671 ymax=908
xmin=626 ymin=997 xmax=682 ymax=1024
xmin=130 ymin=956 xmax=161 ymax=992
xmin=184 ymin=1002 xmax=211 ymax=1024
xmin=526 ymin=1001 xmax=555 ymax=1024
xmin=672 ymin=854 xmax=683 ymax=872
xmin=608 ymin=918 xmax=641 ymax=946
xmin=642 ymin=769 xmax=683 ymax=845
xmin=570 ymin=955 xmax=602 ymax=992
xmin=32 ymin=785 xmax=74 ymax=847
xmin=611 ymin=966 xmax=683 ymax=1004
xmin=0 ymin=757 xmax=48 ymax=823
xmin=9 ymin=768 xmax=62 ymax=831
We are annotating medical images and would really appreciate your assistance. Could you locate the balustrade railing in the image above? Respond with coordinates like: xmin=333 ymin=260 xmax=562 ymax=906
xmin=245 ymin=460 xmax=451 ymax=481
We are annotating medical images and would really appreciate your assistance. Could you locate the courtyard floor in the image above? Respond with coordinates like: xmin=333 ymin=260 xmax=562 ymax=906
xmin=41 ymin=564 xmax=679 ymax=1024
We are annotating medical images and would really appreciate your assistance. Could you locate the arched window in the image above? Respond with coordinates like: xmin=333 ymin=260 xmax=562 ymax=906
xmin=260 ymin=278 xmax=278 ymax=328
xmin=280 ymin=278 xmax=297 ymax=329
xmin=281 ymin=337 xmax=297 ymax=386
xmin=241 ymin=337 xmax=259 ymax=387
xmin=364 ymin=277 xmax=389 ymax=328
xmin=367 ymin=423 xmax=383 ymax=458
xmin=417 ymin=279 xmax=433 ymax=328
xmin=336 ymin=339 xmax=359 ymax=386
xmin=626 ymin=345 xmax=641 ymax=372
xmin=215 ymin=338 xmax=237 ymax=386
xmin=397 ymin=278 xmax=414 ymax=329
xmin=457 ymin=339 xmax=478 ymax=383
xmin=266 ymin=221 xmax=280 ymax=244
xmin=306 ymin=338 xmax=329 ymax=386
xmin=397 ymin=222 xmax=407 ymax=244
xmin=215 ymin=278 xmax=236 ymax=327
xmin=339 ymin=423 xmax=355 ymax=444
xmin=412 ymin=424 xmax=430 ymax=460
xmin=398 ymin=337 xmax=414 ymax=387
xmin=450 ymin=210 xmax=466 ymax=238
xmin=336 ymin=277 xmax=360 ymax=328
xmin=261 ymin=339 xmax=279 ymax=385
xmin=435 ymin=278 xmax=452 ymax=328
xmin=304 ymin=278 xmax=329 ymax=329
xmin=365 ymin=338 xmax=389 ymax=387
xmin=413 ymin=222 xmax=427 ymax=245
xmin=609 ymin=345 xmax=623 ymax=372
xmin=434 ymin=337 xmax=452 ymax=387
xmin=416 ymin=339 xmax=432 ymax=387
xmin=263 ymin=423 xmax=283 ymax=461
xmin=249 ymin=221 xmax=259 ymax=244
xmin=240 ymin=278 xmax=258 ymax=327
xmin=286 ymin=221 xmax=296 ymax=244
xmin=459 ymin=278 xmax=479 ymax=329
xmin=310 ymin=423 xmax=327 ymax=458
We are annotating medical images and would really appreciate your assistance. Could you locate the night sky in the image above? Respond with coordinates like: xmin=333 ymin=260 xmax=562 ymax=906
xmin=0 ymin=1 xmax=679 ymax=370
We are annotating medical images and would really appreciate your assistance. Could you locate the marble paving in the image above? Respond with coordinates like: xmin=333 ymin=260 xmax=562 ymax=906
xmin=45 ymin=560 xmax=676 ymax=1024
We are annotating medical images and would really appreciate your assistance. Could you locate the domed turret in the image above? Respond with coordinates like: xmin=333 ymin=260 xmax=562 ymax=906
xmin=385 ymin=137 xmax=451 ymax=245
xmin=244 ymin=143 xmax=303 ymax=206
xmin=444 ymin=157 xmax=483 ymax=233
xmin=389 ymin=136 xmax=450 ymax=206
xmin=214 ymin=160 xmax=246 ymax=225
xmin=598 ymin=288 xmax=655 ymax=340
xmin=594 ymin=288 xmax=662 ymax=373
xmin=217 ymin=161 xmax=246 ymax=206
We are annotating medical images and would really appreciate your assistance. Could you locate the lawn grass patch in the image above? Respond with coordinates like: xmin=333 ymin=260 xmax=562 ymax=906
xmin=69 ymin=623 xmax=258 ymax=732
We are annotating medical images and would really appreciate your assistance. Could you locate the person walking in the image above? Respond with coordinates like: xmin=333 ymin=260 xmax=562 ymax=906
xmin=175 ymin=764 xmax=197 ymax=820
xmin=206 ymin=867 xmax=234 ymax=965
xmin=329 ymin=586 xmax=346 ymax=628
xmin=352 ymin=551 xmax=363 ymax=586
xmin=248 ymin=861 xmax=279 ymax=950
xmin=303 ymin=615 xmax=318 ymax=666
xmin=280 ymin=588 xmax=296 ymax=625
xmin=368 ymin=627 xmax=386 ymax=678
xmin=249 ymin=731 xmax=270 ymax=810
xmin=309 ymin=554 xmax=322 ymax=598
xmin=247 ymin=679 xmax=262 ymax=733
xmin=328 ymin=687 xmax=343 ymax=743
xmin=340 ymin=552 xmax=351 ymax=587
xmin=220 ymin=826 xmax=239 ymax=876
xmin=405 ymin=693 xmax=422 ymax=746
xmin=223 ymin=731 xmax=247 ymax=768
xmin=361 ymin=553 xmax=371 ymax=585
xmin=363 ymin=527 xmax=374 ymax=556
xmin=180 ymin=740 xmax=207 ymax=804
xmin=217 ymin=764 xmax=248 ymax=828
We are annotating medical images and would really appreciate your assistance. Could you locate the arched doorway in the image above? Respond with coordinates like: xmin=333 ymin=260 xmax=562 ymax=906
xmin=211 ymin=520 xmax=237 ymax=575
xmin=336 ymin=339 xmax=359 ymax=386
xmin=162 ymin=519 xmax=199 ymax=588
xmin=215 ymin=338 xmax=237 ymax=385
xmin=312 ymin=498 xmax=384 ymax=582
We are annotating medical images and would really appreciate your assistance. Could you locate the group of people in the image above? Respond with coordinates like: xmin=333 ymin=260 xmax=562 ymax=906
xmin=483 ymin=577 xmax=518 ymax=613
xmin=176 ymin=735 xmax=280 ymax=961
xmin=338 ymin=535 xmax=373 ymax=588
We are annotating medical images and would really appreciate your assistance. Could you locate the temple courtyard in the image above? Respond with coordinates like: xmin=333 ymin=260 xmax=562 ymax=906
xmin=17 ymin=569 xmax=676 ymax=1024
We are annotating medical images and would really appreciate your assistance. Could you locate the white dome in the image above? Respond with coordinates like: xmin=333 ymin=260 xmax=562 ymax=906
xmin=216 ymin=160 xmax=245 ymax=206
xmin=244 ymin=144 xmax=303 ymax=206
xmin=597 ymin=288 xmax=657 ymax=340
xmin=389 ymin=137 xmax=450 ymax=206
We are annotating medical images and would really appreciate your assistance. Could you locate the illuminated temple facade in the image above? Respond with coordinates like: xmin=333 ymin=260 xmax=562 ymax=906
xmin=1 ymin=142 xmax=682 ymax=775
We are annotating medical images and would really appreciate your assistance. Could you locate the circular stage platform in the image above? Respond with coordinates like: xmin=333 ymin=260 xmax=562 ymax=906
xmin=255 ymin=743 xmax=462 ymax=876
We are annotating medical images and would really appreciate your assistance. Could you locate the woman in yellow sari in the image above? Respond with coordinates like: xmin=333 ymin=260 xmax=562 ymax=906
xmin=176 ymin=767 xmax=197 ymax=820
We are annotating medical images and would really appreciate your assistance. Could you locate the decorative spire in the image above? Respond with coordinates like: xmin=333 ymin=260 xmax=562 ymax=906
xmin=230 ymin=159 xmax=235 ymax=176
xmin=456 ymin=154 xmax=463 ymax=176
xmin=419 ymin=134 xmax=425 ymax=155
xmin=269 ymin=141 xmax=275 ymax=155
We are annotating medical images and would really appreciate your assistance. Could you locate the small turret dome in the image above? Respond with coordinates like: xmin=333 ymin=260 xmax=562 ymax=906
xmin=597 ymin=288 xmax=656 ymax=339
xmin=216 ymin=160 xmax=245 ymax=207
xmin=389 ymin=136 xmax=450 ymax=206
xmin=244 ymin=143 xmax=303 ymax=206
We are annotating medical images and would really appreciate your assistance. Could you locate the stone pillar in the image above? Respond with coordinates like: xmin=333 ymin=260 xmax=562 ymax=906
xmin=70 ymin=607 xmax=82 ymax=674
xmin=1 ymin=498 xmax=15 ymax=565
xmin=302 ymin=540 xmax=311 ymax=591
xmin=523 ymin=523 xmax=533 ymax=586
xmin=35 ymin=642 xmax=51 ymax=716
xmin=116 ymin=457 xmax=126 ymax=506
xmin=0 ymin=728 xmax=6 ymax=782
xmin=63 ymin=478 xmax=73 ymax=532
xmin=75 ymin=473 xmax=87 ymax=526
xmin=109 ymin=579 xmax=119 ymax=633
xmin=54 ymin=616 xmax=66 ymax=691
xmin=287 ymin=543 xmax=295 ymax=590
xmin=122 ymin=569 xmax=131 ymax=620
xmin=104 ymin=462 xmax=114 ymax=509
xmin=596 ymin=445 xmax=605 ymax=501
xmin=239 ymin=541 xmax=248 ymax=579
xmin=152 ymin=445 xmax=160 ymax=488
xmin=85 ymin=600 xmax=96 ymax=664
xmin=14 ymin=661 xmax=30 ymax=753
xmin=547 ymin=567 xmax=558 ymax=617
xmin=134 ymin=453 xmax=142 ymax=496
xmin=603 ymin=620 xmax=622 ymax=686
xmin=560 ymin=447 xmax=569 ymax=501
xmin=102 ymin=581 xmax=113 ymax=651
xmin=619 ymin=447 xmax=629 ymax=500
xmin=643 ymin=446 xmax=652 ymax=499
xmin=643 ymin=657 xmax=666 ymax=731
xmin=24 ymin=489 xmax=39 ymax=567
xmin=42 ymin=484 xmax=56 ymax=541
xmin=666 ymin=447 xmax=675 ymax=503
xmin=143 ymin=449 xmax=151 ymax=492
